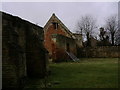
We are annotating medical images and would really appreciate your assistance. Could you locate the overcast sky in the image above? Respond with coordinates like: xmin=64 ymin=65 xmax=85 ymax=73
xmin=2 ymin=2 xmax=118 ymax=33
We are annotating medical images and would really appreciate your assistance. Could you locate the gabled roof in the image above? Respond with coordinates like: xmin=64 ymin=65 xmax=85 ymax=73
xmin=44 ymin=13 xmax=76 ymax=39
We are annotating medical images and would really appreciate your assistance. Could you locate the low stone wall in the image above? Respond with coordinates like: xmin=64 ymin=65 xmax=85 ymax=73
xmin=78 ymin=46 xmax=120 ymax=58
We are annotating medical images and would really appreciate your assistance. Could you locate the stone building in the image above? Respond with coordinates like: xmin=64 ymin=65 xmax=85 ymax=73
xmin=2 ymin=12 xmax=48 ymax=89
xmin=44 ymin=14 xmax=83 ymax=62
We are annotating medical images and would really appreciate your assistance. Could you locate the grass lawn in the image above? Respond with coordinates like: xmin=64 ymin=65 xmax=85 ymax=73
xmin=24 ymin=58 xmax=118 ymax=89
xmin=47 ymin=58 xmax=118 ymax=88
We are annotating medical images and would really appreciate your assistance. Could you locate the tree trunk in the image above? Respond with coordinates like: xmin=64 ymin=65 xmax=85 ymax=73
xmin=111 ymin=33 xmax=115 ymax=46
xmin=86 ymin=32 xmax=90 ymax=46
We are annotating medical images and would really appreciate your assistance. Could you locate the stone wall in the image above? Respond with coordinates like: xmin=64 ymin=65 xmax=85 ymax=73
xmin=51 ymin=34 xmax=77 ymax=62
xmin=78 ymin=46 xmax=120 ymax=58
xmin=44 ymin=19 xmax=68 ymax=56
xmin=73 ymin=34 xmax=83 ymax=48
xmin=2 ymin=12 xmax=48 ymax=89
xmin=44 ymin=13 xmax=77 ymax=60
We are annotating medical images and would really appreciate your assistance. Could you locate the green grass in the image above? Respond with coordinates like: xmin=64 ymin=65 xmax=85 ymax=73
xmin=48 ymin=58 xmax=118 ymax=88
xmin=24 ymin=58 xmax=118 ymax=89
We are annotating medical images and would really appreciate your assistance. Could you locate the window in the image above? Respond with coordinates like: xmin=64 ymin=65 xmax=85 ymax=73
xmin=52 ymin=22 xmax=58 ymax=30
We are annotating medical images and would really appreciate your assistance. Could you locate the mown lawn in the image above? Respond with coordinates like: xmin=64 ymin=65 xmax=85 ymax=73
xmin=48 ymin=58 xmax=118 ymax=88
xmin=24 ymin=58 xmax=118 ymax=89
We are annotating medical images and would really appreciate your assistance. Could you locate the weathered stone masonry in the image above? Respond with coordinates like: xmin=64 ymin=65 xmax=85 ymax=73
xmin=2 ymin=12 xmax=48 ymax=89
xmin=78 ymin=46 xmax=120 ymax=58
xmin=44 ymin=14 xmax=83 ymax=62
xmin=51 ymin=34 xmax=77 ymax=62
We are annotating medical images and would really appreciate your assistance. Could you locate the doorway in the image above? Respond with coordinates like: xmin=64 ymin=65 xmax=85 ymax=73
xmin=66 ymin=43 xmax=70 ymax=52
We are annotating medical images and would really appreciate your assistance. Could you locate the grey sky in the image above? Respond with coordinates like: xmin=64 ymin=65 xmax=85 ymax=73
xmin=2 ymin=2 xmax=118 ymax=33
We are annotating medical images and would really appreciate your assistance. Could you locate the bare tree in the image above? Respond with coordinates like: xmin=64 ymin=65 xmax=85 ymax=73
xmin=98 ymin=27 xmax=110 ymax=46
xmin=115 ymin=29 xmax=120 ymax=45
xmin=99 ymin=27 xmax=106 ymax=41
xmin=105 ymin=15 xmax=118 ymax=45
xmin=114 ymin=19 xmax=120 ymax=45
xmin=76 ymin=15 xmax=97 ymax=46
xmin=116 ymin=1 xmax=120 ymax=45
